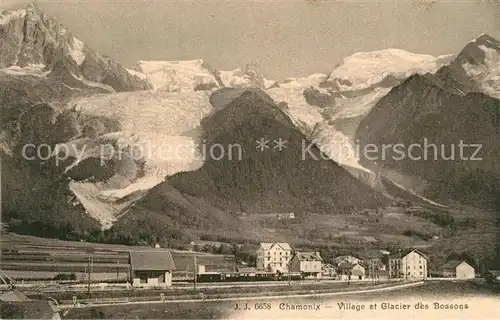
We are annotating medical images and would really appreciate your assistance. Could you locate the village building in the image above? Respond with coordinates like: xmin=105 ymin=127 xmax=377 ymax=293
xmin=376 ymin=270 xmax=390 ymax=280
xmin=256 ymin=242 xmax=292 ymax=273
xmin=489 ymin=270 xmax=500 ymax=280
xmin=290 ymin=251 xmax=323 ymax=279
xmin=362 ymin=252 xmax=387 ymax=271
xmin=322 ymin=263 xmax=337 ymax=278
xmin=337 ymin=262 xmax=366 ymax=280
xmin=441 ymin=260 xmax=475 ymax=279
xmin=389 ymin=249 xmax=428 ymax=279
xmin=333 ymin=255 xmax=361 ymax=266
xmin=237 ymin=267 xmax=258 ymax=276
xmin=129 ymin=250 xmax=176 ymax=288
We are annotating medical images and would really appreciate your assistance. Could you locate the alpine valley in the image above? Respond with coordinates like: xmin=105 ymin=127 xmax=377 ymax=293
xmin=1 ymin=4 xmax=499 ymax=269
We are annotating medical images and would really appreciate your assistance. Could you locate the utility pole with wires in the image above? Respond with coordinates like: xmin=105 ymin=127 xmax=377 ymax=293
xmin=86 ymin=248 xmax=95 ymax=299
xmin=399 ymin=249 xmax=404 ymax=282
xmin=193 ymin=255 xmax=197 ymax=291
xmin=287 ymin=259 xmax=291 ymax=286
xmin=87 ymin=253 xmax=91 ymax=299
xmin=116 ymin=258 xmax=120 ymax=281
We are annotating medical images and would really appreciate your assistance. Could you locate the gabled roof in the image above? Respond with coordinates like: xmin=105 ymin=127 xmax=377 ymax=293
xmin=389 ymin=248 xmax=428 ymax=260
xmin=129 ymin=250 xmax=176 ymax=271
xmin=337 ymin=261 xmax=355 ymax=269
xmin=259 ymin=242 xmax=292 ymax=251
xmin=237 ymin=267 xmax=257 ymax=273
xmin=334 ymin=255 xmax=360 ymax=263
xmin=441 ymin=260 xmax=471 ymax=270
xmin=294 ymin=251 xmax=323 ymax=262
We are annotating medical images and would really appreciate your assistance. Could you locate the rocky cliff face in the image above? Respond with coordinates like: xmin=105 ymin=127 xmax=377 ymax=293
xmin=0 ymin=4 xmax=150 ymax=92
xmin=435 ymin=34 xmax=500 ymax=98
xmin=356 ymin=71 xmax=500 ymax=210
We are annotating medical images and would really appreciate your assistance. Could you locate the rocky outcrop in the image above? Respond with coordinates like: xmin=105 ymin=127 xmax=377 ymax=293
xmin=434 ymin=34 xmax=500 ymax=97
xmin=356 ymin=70 xmax=500 ymax=210
xmin=302 ymin=86 xmax=335 ymax=108
xmin=0 ymin=4 xmax=150 ymax=92
xmin=219 ymin=63 xmax=273 ymax=89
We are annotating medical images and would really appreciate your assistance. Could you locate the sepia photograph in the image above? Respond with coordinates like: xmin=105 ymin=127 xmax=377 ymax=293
xmin=0 ymin=0 xmax=499 ymax=319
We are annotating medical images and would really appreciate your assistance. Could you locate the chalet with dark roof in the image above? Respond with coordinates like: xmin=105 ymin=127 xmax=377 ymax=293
xmin=129 ymin=250 xmax=176 ymax=288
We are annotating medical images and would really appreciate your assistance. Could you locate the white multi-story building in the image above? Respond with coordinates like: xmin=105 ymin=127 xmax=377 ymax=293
xmin=256 ymin=242 xmax=292 ymax=273
xmin=290 ymin=251 xmax=323 ymax=278
xmin=389 ymin=249 xmax=428 ymax=279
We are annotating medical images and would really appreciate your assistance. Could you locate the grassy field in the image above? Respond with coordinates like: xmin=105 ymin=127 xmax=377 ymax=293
xmin=1 ymin=233 xmax=236 ymax=281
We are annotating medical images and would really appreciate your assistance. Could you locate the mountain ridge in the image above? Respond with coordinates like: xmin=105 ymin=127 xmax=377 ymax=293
xmin=1 ymin=5 xmax=498 ymax=252
xmin=0 ymin=4 xmax=150 ymax=92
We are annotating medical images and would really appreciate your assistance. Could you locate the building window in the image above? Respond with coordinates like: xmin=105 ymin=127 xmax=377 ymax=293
xmin=280 ymin=252 xmax=282 ymax=255
xmin=420 ymin=272 xmax=422 ymax=275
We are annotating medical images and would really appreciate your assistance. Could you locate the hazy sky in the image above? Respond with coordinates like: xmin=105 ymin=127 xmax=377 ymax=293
xmin=3 ymin=1 xmax=500 ymax=79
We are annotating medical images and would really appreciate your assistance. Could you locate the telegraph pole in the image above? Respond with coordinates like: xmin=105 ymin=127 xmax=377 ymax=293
xmin=87 ymin=253 xmax=91 ymax=299
xmin=193 ymin=255 xmax=197 ymax=291
xmin=287 ymin=260 xmax=291 ymax=286
xmin=86 ymin=248 xmax=95 ymax=299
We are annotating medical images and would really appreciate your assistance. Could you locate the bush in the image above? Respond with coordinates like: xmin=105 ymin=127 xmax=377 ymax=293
xmin=53 ymin=273 xmax=77 ymax=281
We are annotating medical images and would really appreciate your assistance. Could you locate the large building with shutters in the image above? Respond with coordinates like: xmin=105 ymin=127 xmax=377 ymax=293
xmin=389 ymin=248 xmax=428 ymax=279
xmin=256 ymin=242 xmax=292 ymax=273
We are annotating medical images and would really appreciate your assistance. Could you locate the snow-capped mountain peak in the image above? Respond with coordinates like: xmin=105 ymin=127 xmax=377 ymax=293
xmin=131 ymin=59 xmax=220 ymax=91
xmin=0 ymin=9 xmax=26 ymax=25
xmin=322 ymin=48 xmax=453 ymax=91
xmin=131 ymin=60 xmax=275 ymax=91
xmin=219 ymin=63 xmax=275 ymax=89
